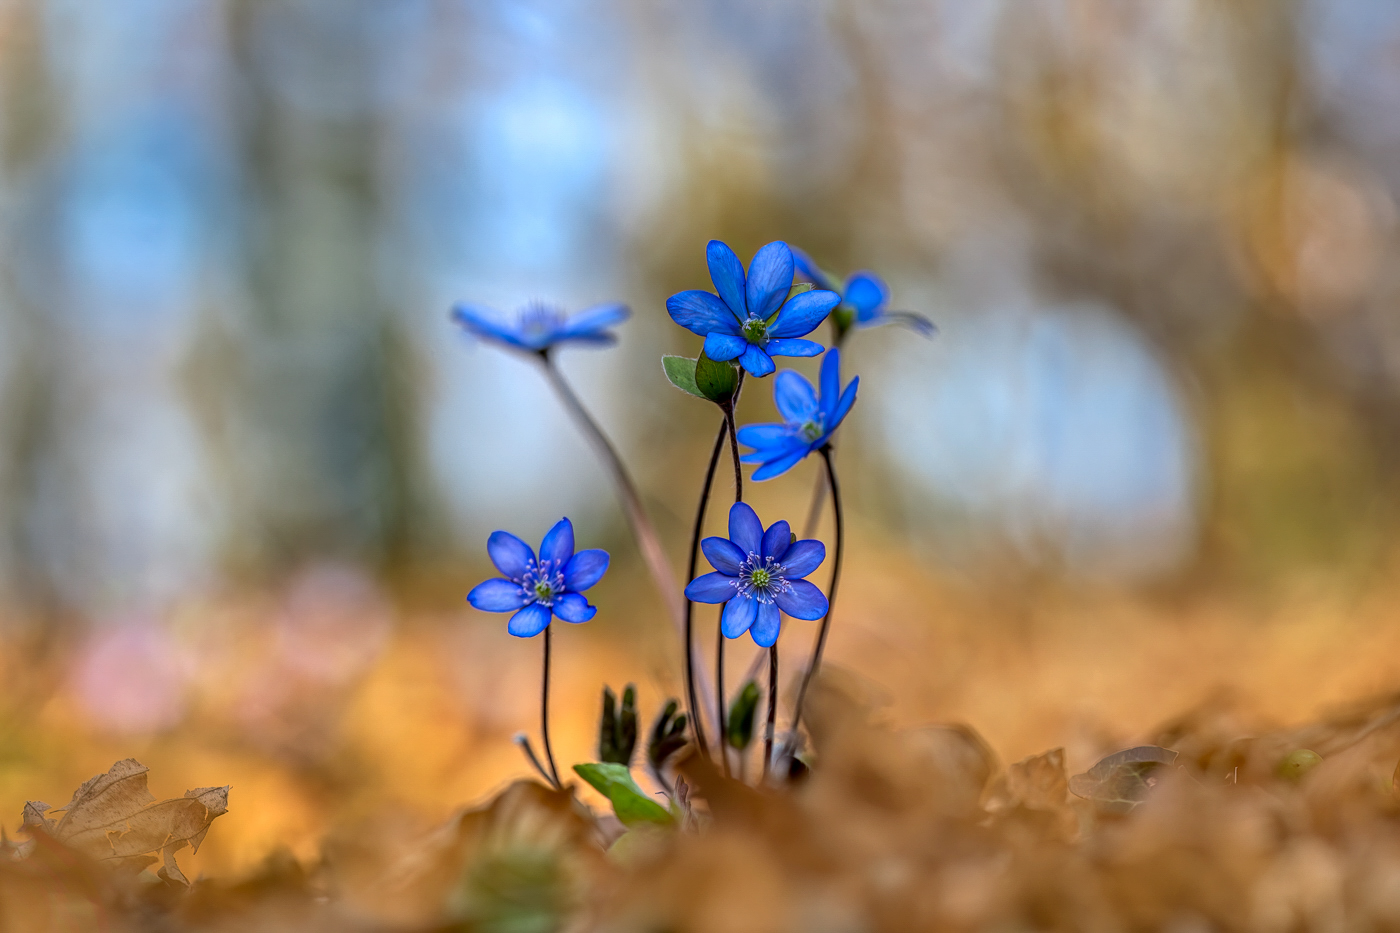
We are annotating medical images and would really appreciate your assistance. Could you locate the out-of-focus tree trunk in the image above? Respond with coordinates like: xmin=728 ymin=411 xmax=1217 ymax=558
xmin=205 ymin=0 xmax=438 ymax=583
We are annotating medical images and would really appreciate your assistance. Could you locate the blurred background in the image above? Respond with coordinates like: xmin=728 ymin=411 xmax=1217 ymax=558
xmin=4 ymin=0 xmax=1400 ymax=876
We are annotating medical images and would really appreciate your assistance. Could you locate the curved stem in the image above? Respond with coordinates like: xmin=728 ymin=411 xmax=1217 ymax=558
xmin=541 ymin=625 xmax=562 ymax=789
xmin=539 ymin=356 xmax=687 ymax=638
xmin=714 ymin=392 xmax=745 ymax=779
xmin=724 ymin=402 xmax=743 ymax=504
xmin=716 ymin=612 xmax=729 ymax=778
xmin=683 ymin=419 xmax=729 ymax=760
xmin=792 ymin=444 xmax=844 ymax=733
xmin=800 ymin=470 xmax=828 ymax=539
xmin=538 ymin=356 xmax=714 ymax=710
xmin=763 ymin=643 xmax=778 ymax=782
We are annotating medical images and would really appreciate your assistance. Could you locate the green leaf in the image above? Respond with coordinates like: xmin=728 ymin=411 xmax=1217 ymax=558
xmin=662 ymin=356 xmax=704 ymax=398
xmin=572 ymin=762 xmax=674 ymax=827
xmin=695 ymin=351 xmax=739 ymax=403
xmin=726 ymin=681 xmax=761 ymax=751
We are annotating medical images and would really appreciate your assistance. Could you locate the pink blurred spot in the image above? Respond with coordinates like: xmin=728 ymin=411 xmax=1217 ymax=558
xmin=71 ymin=619 xmax=191 ymax=733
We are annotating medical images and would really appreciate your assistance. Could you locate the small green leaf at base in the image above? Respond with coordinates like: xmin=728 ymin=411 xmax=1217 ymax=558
xmin=695 ymin=351 xmax=739 ymax=403
xmin=662 ymin=356 xmax=704 ymax=398
xmin=572 ymin=762 xmax=674 ymax=828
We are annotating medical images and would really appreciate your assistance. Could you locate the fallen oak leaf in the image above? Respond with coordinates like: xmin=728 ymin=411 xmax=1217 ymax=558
xmin=1068 ymin=745 xmax=1178 ymax=814
xmin=21 ymin=760 xmax=229 ymax=885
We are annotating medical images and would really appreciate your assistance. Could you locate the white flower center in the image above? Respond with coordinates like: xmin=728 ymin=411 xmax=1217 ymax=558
xmin=732 ymin=553 xmax=790 ymax=604
xmin=520 ymin=559 xmax=565 ymax=606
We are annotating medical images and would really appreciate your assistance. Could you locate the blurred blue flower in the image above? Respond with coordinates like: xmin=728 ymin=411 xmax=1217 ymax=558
xmin=738 ymin=348 xmax=858 ymax=481
xmin=468 ymin=517 xmax=610 ymax=637
xmin=452 ymin=300 xmax=629 ymax=353
xmin=791 ymin=247 xmax=935 ymax=337
xmin=684 ymin=502 xmax=828 ymax=647
xmin=666 ymin=240 xmax=840 ymax=377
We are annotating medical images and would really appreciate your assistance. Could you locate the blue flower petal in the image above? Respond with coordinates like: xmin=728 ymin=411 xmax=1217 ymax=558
xmin=765 ymin=338 xmax=824 ymax=358
xmin=686 ymin=571 xmax=737 ymax=603
xmin=773 ymin=371 xmax=819 ymax=424
xmin=780 ymin=539 xmax=825 ymax=579
xmin=728 ymin=502 xmax=764 ymax=556
xmin=707 ymin=240 xmax=748 ymax=321
xmin=740 ymin=442 xmax=802 ymax=465
xmin=738 ymin=344 xmax=776 ymax=376
xmin=790 ymin=246 xmax=835 ymax=292
xmin=761 ymin=520 xmax=791 ymax=562
xmin=828 ymin=377 xmax=859 ymax=434
xmin=701 ymin=536 xmax=746 ymax=575
xmin=721 ymin=594 xmax=758 ymax=638
xmin=452 ymin=303 xmax=531 ymax=350
xmin=750 ymin=446 xmax=812 ymax=481
xmin=563 ymin=549 xmax=609 ymax=592
xmin=539 ymin=518 xmax=575 ymax=566
xmin=844 ymin=272 xmax=889 ymax=318
xmin=745 ymin=241 xmax=794 ymax=321
xmin=867 ymin=310 xmax=938 ymax=337
xmin=704 ymin=332 xmax=748 ymax=362
xmin=737 ymin=423 xmax=798 ymax=450
xmin=552 ymin=592 xmax=596 ymax=623
xmin=487 ymin=530 xmax=535 ymax=579
xmin=667 ymin=291 xmax=740 ymax=338
xmin=467 ymin=578 xmax=528 ymax=612
xmin=508 ymin=602 xmax=552 ymax=637
xmin=774 ymin=579 xmax=828 ymax=620
xmin=768 ymin=289 xmax=840 ymax=339
xmin=557 ymin=302 xmax=629 ymax=340
xmin=750 ymin=601 xmax=782 ymax=647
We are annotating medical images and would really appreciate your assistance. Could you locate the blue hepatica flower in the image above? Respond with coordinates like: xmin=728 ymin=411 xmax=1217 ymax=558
xmin=468 ymin=518 xmax=610 ymax=637
xmin=684 ymin=502 xmax=828 ymax=647
xmin=738 ymin=348 xmax=858 ymax=481
xmin=666 ymin=240 xmax=840 ymax=377
xmin=791 ymin=247 xmax=936 ymax=337
xmin=452 ymin=300 xmax=630 ymax=354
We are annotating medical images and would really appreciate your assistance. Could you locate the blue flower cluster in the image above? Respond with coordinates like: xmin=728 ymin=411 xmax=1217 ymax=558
xmin=457 ymin=237 xmax=932 ymax=685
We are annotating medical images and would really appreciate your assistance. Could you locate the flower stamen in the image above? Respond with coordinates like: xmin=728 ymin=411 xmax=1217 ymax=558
xmin=731 ymin=553 xmax=791 ymax=605
xmin=520 ymin=558 xmax=566 ymax=606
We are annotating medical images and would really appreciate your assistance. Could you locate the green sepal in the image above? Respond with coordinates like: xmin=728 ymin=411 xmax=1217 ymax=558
xmin=572 ymin=762 xmax=675 ymax=827
xmin=726 ymin=681 xmax=761 ymax=751
xmin=695 ymin=351 xmax=739 ymax=403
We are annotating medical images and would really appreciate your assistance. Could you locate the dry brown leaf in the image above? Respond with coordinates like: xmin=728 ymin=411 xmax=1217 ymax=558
xmin=1069 ymin=746 xmax=1179 ymax=813
xmin=21 ymin=759 xmax=229 ymax=885
xmin=1006 ymin=748 xmax=1068 ymax=812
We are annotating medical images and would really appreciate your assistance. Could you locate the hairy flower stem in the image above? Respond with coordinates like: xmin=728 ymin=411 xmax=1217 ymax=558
xmin=763 ymin=643 xmax=778 ymax=782
xmin=714 ymin=382 xmax=745 ymax=780
xmin=541 ymin=625 xmax=562 ymax=789
xmin=792 ymin=444 xmax=844 ymax=733
xmin=716 ymin=613 xmax=729 ymax=778
xmin=800 ymin=470 xmax=829 ymax=539
xmin=537 ymin=355 xmax=715 ymax=712
xmin=683 ymin=419 xmax=729 ymax=761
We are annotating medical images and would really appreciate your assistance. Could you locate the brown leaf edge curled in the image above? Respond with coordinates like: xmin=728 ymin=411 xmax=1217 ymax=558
xmin=22 ymin=759 xmax=229 ymax=885
xmin=1068 ymin=745 xmax=1178 ymax=814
